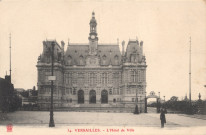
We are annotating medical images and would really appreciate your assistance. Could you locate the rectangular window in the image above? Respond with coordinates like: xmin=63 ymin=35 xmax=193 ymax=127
xmin=66 ymin=73 xmax=72 ymax=85
xmin=72 ymin=73 xmax=77 ymax=84
xmin=117 ymin=88 xmax=120 ymax=95
xmin=113 ymin=72 xmax=119 ymax=84
xmin=61 ymin=87 xmax=65 ymax=95
xmin=113 ymin=88 xmax=117 ymax=95
xmin=78 ymin=72 xmax=85 ymax=85
xmin=102 ymin=73 xmax=107 ymax=85
xmin=120 ymin=88 xmax=123 ymax=94
xmin=130 ymin=70 xmax=138 ymax=83
xmin=73 ymin=88 xmax=76 ymax=95
xmin=90 ymin=73 xmax=97 ymax=86
xmin=141 ymin=70 xmax=145 ymax=82
xmin=138 ymin=70 xmax=141 ymax=82
xmin=108 ymin=72 xmax=112 ymax=84
xmin=66 ymin=88 xmax=70 ymax=94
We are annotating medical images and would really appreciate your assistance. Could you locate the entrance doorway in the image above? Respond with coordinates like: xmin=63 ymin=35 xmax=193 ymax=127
xmin=78 ymin=90 xmax=84 ymax=104
xmin=101 ymin=90 xmax=108 ymax=104
xmin=89 ymin=90 xmax=96 ymax=104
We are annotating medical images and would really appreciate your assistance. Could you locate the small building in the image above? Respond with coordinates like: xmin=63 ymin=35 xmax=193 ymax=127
xmin=0 ymin=75 xmax=14 ymax=112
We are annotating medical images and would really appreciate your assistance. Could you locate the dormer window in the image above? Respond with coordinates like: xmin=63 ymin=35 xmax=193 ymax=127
xmin=102 ymin=55 xmax=106 ymax=65
xmin=68 ymin=55 xmax=72 ymax=65
xmin=131 ymin=54 xmax=135 ymax=62
xmin=114 ymin=55 xmax=119 ymax=65
xmin=79 ymin=55 xmax=84 ymax=65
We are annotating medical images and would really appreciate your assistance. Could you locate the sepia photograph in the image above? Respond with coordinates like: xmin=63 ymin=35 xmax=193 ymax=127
xmin=0 ymin=0 xmax=206 ymax=134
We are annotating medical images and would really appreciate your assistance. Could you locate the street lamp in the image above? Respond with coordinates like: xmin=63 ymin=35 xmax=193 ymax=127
xmin=134 ymin=88 xmax=139 ymax=114
xmin=144 ymin=91 xmax=147 ymax=113
xmin=157 ymin=92 xmax=160 ymax=113
xmin=140 ymin=95 xmax=142 ymax=113
xmin=49 ymin=41 xmax=55 ymax=127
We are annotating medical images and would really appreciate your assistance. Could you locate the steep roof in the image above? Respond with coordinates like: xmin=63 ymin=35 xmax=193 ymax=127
xmin=124 ymin=39 xmax=145 ymax=63
xmin=65 ymin=44 xmax=89 ymax=66
xmin=64 ymin=44 xmax=122 ymax=66
xmin=98 ymin=45 xmax=121 ymax=66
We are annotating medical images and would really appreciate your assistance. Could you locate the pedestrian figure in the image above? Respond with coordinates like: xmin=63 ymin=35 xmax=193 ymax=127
xmin=160 ymin=109 xmax=166 ymax=128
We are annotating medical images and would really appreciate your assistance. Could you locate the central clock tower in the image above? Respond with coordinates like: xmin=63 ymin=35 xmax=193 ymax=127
xmin=88 ymin=12 xmax=98 ymax=55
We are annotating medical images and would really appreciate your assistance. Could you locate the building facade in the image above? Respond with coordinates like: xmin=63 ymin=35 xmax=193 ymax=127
xmin=37 ymin=12 xmax=147 ymax=112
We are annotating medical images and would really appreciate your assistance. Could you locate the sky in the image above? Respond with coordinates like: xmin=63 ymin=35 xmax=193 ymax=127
xmin=0 ymin=0 xmax=206 ymax=100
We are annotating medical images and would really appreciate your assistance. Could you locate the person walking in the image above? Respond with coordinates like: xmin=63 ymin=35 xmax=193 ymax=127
xmin=160 ymin=109 xmax=166 ymax=128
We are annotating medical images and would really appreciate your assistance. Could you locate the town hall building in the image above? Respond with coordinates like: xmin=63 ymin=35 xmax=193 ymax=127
xmin=37 ymin=12 xmax=147 ymax=112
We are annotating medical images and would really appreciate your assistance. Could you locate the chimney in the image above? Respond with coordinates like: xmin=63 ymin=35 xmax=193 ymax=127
xmin=122 ymin=40 xmax=125 ymax=56
xmin=139 ymin=41 xmax=143 ymax=62
xmin=61 ymin=41 xmax=65 ymax=51
xmin=61 ymin=41 xmax=65 ymax=64
xmin=140 ymin=41 xmax=143 ymax=54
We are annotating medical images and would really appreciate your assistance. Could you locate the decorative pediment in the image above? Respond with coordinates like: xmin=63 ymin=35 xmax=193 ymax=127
xmin=86 ymin=56 xmax=99 ymax=67
xmin=147 ymin=91 xmax=159 ymax=99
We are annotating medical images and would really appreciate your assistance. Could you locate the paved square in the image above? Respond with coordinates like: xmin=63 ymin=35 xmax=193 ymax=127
xmin=1 ymin=111 xmax=206 ymax=127
xmin=0 ymin=111 xmax=206 ymax=135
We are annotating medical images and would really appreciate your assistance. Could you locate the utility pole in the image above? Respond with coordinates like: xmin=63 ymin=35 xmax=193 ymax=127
xmin=9 ymin=33 xmax=12 ymax=83
xmin=49 ymin=42 xmax=55 ymax=127
xmin=189 ymin=37 xmax=192 ymax=112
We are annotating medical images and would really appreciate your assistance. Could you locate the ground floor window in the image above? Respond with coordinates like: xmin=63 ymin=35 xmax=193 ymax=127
xmin=113 ymin=98 xmax=116 ymax=103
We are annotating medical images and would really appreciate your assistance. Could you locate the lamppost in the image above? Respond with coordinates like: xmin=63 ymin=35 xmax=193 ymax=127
xmin=189 ymin=37 xmax=192 ymax=114
xmin=49 ymin=41 xmax=55 ymax=127
xmin=144 ymin=91 xmax=147 ymax=113
xmin=134 ymin=88 xmax=139 ymax=114
xmin=140 ymin=95 xmax=142 ymax=113
xmin=157 ymin=92 xmax=160 ymax=113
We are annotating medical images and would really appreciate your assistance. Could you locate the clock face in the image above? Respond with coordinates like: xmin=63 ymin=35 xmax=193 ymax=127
xmin=91 ymin=35 xmax=95 ymax=39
